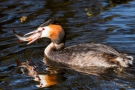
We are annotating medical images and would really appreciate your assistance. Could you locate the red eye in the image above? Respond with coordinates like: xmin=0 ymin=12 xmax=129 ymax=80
xmin=42 ymin=28 xmax=45 ymax=30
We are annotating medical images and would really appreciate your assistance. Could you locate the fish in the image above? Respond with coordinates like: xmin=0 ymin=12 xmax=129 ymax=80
xmin=12 ymin=29 xmax=41 ymax=45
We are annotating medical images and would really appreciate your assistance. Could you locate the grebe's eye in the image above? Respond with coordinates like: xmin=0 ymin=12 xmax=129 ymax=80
xmin=42 ymin=28 xmax=45 ymax=30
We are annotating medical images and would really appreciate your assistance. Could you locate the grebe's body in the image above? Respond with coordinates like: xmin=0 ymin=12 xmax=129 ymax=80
xmin=13 ymin=17 xmax=133 ymax=68
xmin=45 ymin=42 xmax=133 ymax=68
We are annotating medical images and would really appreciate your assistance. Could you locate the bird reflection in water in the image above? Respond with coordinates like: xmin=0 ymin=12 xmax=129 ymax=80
xmin=15 ymin=57 xmax=134 ymax=89
xmin=15 ymin=59 xmax=66 ymax=88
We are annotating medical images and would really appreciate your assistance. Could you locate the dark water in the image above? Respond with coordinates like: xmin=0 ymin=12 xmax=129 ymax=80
xmin=0 ymin=0 xmax=135 ymax=90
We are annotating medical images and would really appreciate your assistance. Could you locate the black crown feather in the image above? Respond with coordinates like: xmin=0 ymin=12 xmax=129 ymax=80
xmin=39 ymin=17 xmax=58 ymax=27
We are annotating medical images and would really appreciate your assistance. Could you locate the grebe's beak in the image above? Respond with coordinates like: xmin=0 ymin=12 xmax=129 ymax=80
xmin=23 ymin=28 xmax=43 ymax=36
xmin=13 ymin=29 xmax=42 ymax=45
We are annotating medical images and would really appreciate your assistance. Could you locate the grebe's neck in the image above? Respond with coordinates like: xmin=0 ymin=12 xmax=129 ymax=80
xmin=44 ymin=24 xmax=66 ymax=58
xmin=45 ymin=42 xmax=65 ymax=57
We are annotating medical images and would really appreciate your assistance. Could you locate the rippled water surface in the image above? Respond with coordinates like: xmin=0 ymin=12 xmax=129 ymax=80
xmin=0 ymin=0 xmax=135 ymax=90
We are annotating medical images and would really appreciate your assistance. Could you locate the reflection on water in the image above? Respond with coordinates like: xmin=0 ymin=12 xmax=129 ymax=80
xmin=15 ymin=59 xmax=66 ymax=88
xmin=0 ymin=0 xmax=135 ymax=90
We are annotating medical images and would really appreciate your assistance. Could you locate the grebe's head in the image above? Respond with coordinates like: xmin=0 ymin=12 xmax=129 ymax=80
xmin=40 ymin=24 xmax=65 ymax=44
xmin=32 ymin=24 xmax=65 ymax=44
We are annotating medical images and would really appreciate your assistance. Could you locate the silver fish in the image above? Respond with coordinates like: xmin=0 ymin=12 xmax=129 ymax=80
xmin=13 ymin=29 xmax=41 ymax=45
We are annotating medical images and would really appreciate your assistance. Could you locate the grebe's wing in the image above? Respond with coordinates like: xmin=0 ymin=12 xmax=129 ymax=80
xmin=90 ymin=44 xmax=121 ymax=56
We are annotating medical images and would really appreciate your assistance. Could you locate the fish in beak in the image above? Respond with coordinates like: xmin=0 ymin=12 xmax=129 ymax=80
xmin=13 ymin=29 xmax=42 ymax=45
xmin=13 ymin=17 xmax=58 ymax=45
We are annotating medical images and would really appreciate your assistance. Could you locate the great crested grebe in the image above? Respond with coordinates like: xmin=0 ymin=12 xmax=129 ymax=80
xmin=13 ymin=17 xmax=133 ymax=68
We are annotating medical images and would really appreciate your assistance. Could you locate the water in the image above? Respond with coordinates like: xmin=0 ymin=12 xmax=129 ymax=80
xmin=0 ymin=0 xmax=135 ymax=90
